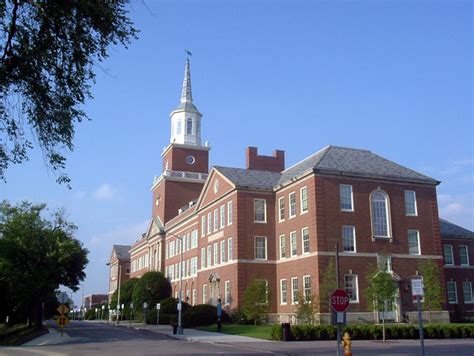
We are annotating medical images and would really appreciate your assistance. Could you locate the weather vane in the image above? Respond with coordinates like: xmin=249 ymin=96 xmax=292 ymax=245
xmin=185 ymin=49 xmax=192 ymax=58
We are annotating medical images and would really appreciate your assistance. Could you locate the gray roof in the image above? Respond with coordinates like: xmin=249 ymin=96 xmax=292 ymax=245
xmin=278 ymin=146 xmax=438 ymax=187
xmin=113 ymin=245 xmax=131 ymax=260
xmin=440 ymin=219 xmax=474 ymax=239
xmin=214 ymin=166 xmax=281 ymax=190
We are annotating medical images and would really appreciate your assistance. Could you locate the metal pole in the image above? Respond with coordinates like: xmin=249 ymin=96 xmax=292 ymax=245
xmin=178 ymin=236 xmax=183 ymax=335
xmin=116 ymin=264 xmax=121 ymax=325
xmin=335 ymin=244 xmax=341 ymax=356
xmin=417 ymin=296 xmax=425 ymax=356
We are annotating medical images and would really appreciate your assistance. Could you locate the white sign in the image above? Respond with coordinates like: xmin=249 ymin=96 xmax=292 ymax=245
xmin=177 ymin=302 xmax=182 ymax=311
xmin=411 ymin=277 xmax=424 ymax=297
xmin=143 ymin=302 xmax=148 ymax=309
xmin=156 ymin=303 xmax=161 ymax=310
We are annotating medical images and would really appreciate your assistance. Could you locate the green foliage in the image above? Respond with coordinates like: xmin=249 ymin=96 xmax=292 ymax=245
xmin=145 ymin=309 xmax=175 ymax=325
xmin=85 ymin=309 xmax=96 ymax=320
xmin=132 ymin=271 xmax=171 ymax=315
xmin=295 ymin=292 xmax=319 ymax=325
xmin=319 ymin=258 xmax=337 ymax=313
xmin=0 ymin=201 xmax=88 ymax=330
xmin=242 ymin=280 xmax=270 ymax=325
xmin=419 ymin=260 xmax=443 ymax=319
xmin=110 ymin=278 xmax=138 ymax=311
xmin=0 ymin=0 xmax=138 ymax=184
xmin=365 ymin=267 xmax=397 ymax=313
xmin=271 ymin=324 xmax=283 ymax=341
xmin=229 ymin=308 xmax=254 ymax=325
xmin=182 ymin=304 xmax=229 ymax=328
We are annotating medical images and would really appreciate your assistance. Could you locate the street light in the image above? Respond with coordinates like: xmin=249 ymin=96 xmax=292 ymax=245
xmin=106 ymin=261 xmax=122 ymax=325
xmin=158 ymin=230 xmax=183 ymax=335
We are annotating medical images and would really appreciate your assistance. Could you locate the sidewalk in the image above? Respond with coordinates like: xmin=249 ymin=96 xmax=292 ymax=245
xmin=23 ymin=328 xmax=81 ymax=346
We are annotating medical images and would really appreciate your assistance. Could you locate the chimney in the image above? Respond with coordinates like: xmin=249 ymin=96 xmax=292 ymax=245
xmin=246 ymin=147 xmax=285 ymax=172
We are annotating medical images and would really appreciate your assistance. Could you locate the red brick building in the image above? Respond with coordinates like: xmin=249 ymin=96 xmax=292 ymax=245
xmin=126 ymin=59 xmax=460 ymax=323
xmin=108 ymin=244 xmax=131 ymax=302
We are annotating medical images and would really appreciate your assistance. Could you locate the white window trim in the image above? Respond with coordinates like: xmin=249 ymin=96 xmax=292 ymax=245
xmin=463 ymin=282 xmax=474 ymax=304
xmin=227 ymin=201 xmax=233 ymax=226
xmin=278 ymin=196 xmax=285 ymax=222
xmin=220 ymin=205 xmax=225 ymax=229
xmin=340 ymin=184 xmax=354 ymax=212
xmin=404 ymin=190 xmax=418 ymax=216
xmin=291 ymin=277 xmax=299 ymax=305
xmin=220 ymin=240 xmax=226 ymax=264
xmin=224 ymin=280 xmax=231 ymax=306
xmin=228 ymin=237 xmax=233 ymax=261
xmin=345 ymin=274 xmax=359 ymax=303
xmin=290 ymin=231 xmax=297 ymax=257
xmin=201 ymin=215 xmax=206 ymax=237
xmin=342 ymin=225 xmax=357 ymax=253
xmin=447 ymin=281 xmax=458 ymax=304
xmin=460 ymin=245 xmax=470 ymax=266
xmin=303 ymin=275 xmax=312 ymax=302
xmin=408 ymin=229 xmax=421 ymax=256
xmin=369 ymin=189 xmax=392 ymax=239
xmin=253 ymin=198 xmax=267 ymax=223
xmin=280 ymin=279 xmax=287 ymax=305
xmin=444 ymin=245 xmax=454 ymax=266
xmin=301 ymin=227 xmax=310 ymax=255
xmin=279 ymin=234 xmax=286 ymax=259
xmin=300 ymin=186 xmax=308 ymax=215
xmin=213 ymin=209 xmax=218 ymax=232
xmin=255 ymin=236 xmax=267 ymax=260
xmin=289 ymin=192 xmax=296 ymax=219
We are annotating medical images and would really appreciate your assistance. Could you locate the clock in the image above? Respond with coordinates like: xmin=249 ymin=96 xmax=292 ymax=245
xmin=186 ymin=155 xmax=196 ymax=165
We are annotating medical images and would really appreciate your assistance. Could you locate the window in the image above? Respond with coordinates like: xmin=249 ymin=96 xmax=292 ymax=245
xmin=408 ymin=230 xmax=420 ymax=255
xmin=207 ymin=212 xmax=212 ymax=234
xmin=290 ymin=231 xmax=297 ymax=257
xmin=202 ymin=284 xmax=208 ymax=304
xmin=186 ymin=117 xmax=193 ymax=135
xmin=280 ymin=279 xmax=287 ymax=304
xmin=213 ymin=242 xmax=218 ymax=265
xmin=303 ymin=275 xmax=311 ymax=302
xmin=220 ymin=240 xmax=226 ymax=263
xmin=220 ymin=205 xmax=225 ymax=229
xmin=447 ymin=281 xmax=458 ymax=304
xmin=302 ymin=228 xmax=310 ymax=254
xmin=340 ymin=184 xmax=353 ymax=211
xmin=300 ymin=187 xmax=308 ymax=214
xmin=254 ymin=199 xmax=267 ymax=223
xmin=444 ymin=245 xmax=454 ymax=265
xmin=201 ymin=216 xmax=206 ymax=237
xmin=224 ymin=281 xmax=231 ymax=305
xmin=207 ymin=246 xmax=212 ymax=267
xmin=344 ymin=275 xmax=359 ymax=303
xmin=201 ymin=248 xmax=206 ymax=269
xmin=460 ymin=246 xmax=469 ymax=266
xmin=228 ymin=238 xmax=233 ymax=261
xmin=279 ymin=234 xmax=286 ymax=259
xmin=213 ymin=209 xmax=218 ymax=232
xmin=227 ymin=201 xmax=233 ymax=225
xmin=191 ymin=230 xmax=198 ymax=249
xmin=342 ymin=226 xmax=356 ymax=252
xmin=463 ymin=282 xmax=473 ymax=303
xmin=190 ymin=257 xmax=197 ymax=276
xmin=291 ymin=277 xmax=299 ymax=304
xmin=404 ymin=190 xmax=417 ymax=216
xmin=192 ymin=289 xmax=197 ymax=306
xmin=176 ymin=118 xmax=182 ymax=135
xmin=170 ymin=241 xmax=175 ymax=257
xmin=377 ymin=255 xmax=393 ymax=272
xmin=289 ymin=192 xmax=296 ymax=218
xmin=278 ymin=197 xmax=285 ymax=222
xmin=371 ymin=190 xmax=391 ymax=238
xmin=255 ymin=236 xmax=267 ymax=260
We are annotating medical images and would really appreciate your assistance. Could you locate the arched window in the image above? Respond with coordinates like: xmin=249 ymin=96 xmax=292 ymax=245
xmin=186 ymin=117 xmax=193 ymax=135
xmin=370 ymin=190 xmax=391 ymax=238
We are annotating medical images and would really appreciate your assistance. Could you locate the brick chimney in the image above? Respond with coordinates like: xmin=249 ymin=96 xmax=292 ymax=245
xmin=246 ymin=147 xmax=285 ymax=173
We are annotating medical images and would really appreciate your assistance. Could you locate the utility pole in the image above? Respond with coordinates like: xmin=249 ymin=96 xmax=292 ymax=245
xmin=335 ymin=244 xmax=341 ymax=356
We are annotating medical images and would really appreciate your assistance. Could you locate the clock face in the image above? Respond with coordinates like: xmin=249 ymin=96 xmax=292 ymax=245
xmin=186 ymin=155 xmax=196 ymax=165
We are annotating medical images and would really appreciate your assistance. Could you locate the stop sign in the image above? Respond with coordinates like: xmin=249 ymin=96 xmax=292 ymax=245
xmin=331 ymin=289 xmax=350 ymax=312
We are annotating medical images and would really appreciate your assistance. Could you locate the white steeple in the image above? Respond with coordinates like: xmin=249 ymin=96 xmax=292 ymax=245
xmin=170 ymin=59 xmax=202 ymax=146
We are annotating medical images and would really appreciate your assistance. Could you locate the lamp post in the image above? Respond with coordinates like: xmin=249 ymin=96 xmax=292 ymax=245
xmin=158 ymin=230 xmax=183 ymax=335
xmin=107 ymin=262 xmax=122 ymax=325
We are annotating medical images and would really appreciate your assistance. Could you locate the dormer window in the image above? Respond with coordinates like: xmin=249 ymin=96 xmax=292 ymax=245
xmin=370 ymin=190 xmax=392 ymax=238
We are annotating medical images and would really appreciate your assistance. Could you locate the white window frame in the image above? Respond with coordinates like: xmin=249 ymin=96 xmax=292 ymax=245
xmin=291 ymin=277 xmax=299 ymax=305
xmin=228 ymin=237 xmax=233 ymax=261
xmin=220 ymin=240 xmax=226 ymax=264
xmin=444 ymin=245 xmax=454 ymax=266
xmin=202 ymin=284 xmax=208 ymax=304
xmin=227 ymin=201 xmax=233 ymax=225
xmin=191 ymin=229 xmax=198 ymax=249
xmin=280 ymin=279 xmax=288 ymax=305
xmin=460 ymin=245 xmax=470 ymax=266
xmin=213 ymin=209 xmax=218 ymax=232
xmin=201 ymin=247 xmax=206 ymax=269
xmin=224 ymin=280 xmax=231 ymax=305
xmin=344 ymin=274 xmax=359 ymax=303
xmin=289 ymin=192 xmax=296 ymax=218
xmin=408 ymin=230 xmax=421 ymax=255
xmin=213 ymin=242 xmax=218 ymax=265
xmin=201 ymin=215 xmax=206 ymax=237
xmin=447 ymin=281 xmax=458 ymax=304
xmin=207 ymin=212 xmax=212 ymax=234
xmin=303 ymin=275 xmax=311 ymax=302
xmin=463 ymin=282 xmax=473 ymax=304
xmin=340 ymin=184 xmax=354 ymax=212
xmin=370 ymin=189 xmax=392 ymax=238
xmin=254 ymin=199 xmax=267 ymax=223
xmin=278 ymin=197 xmax=285 ymax=222
xmin=342 ymin=225 xmax=356 ymax=253
xmin=300 ymin=186 xmax=308 ymax=214
xmin=404 ymin=190 xmax=418 ymax=216
xmin=255 ymin=236 xmax=267 ymax=260
xmin=302 ymin=227 xmax=310 ymax=254
xmin=207 ymin=245 xmax=212 ymax=267
xmin=192 ymin=288 xmax=197 ymax=306
xmin=279 ymin=234 xmax=286 ymax=259
xmin=290 ymin=231 xmax=297 ymax=257
xmin=220 ymin=205 xmax=225 ymax=229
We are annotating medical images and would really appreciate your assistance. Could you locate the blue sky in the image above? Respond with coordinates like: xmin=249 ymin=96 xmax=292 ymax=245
xmin=1 ymin=0 xmax=472 ymax=306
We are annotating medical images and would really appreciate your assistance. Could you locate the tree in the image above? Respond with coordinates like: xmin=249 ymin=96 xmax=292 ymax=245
xmin=419 ymin=260 xmax=443 ymax=323
xmin=295 ymin=291 xmax=319 ymax=325
xmin=0 ymin=200 xmax=88 ymax=330
xmin=132 ymin=271 xmax=171 ymax=315
xmin=319 ymin=258 xmax=337 ymax=313
xmin=365 ymin=266 xmax=397 ymax=342
xmin=242 ymin=279 xmax=270 ymax=325
xmin=0 ymin=1 xmax=138 ymax=184
xmin=110 ymin=278 xmax=138 ymax=319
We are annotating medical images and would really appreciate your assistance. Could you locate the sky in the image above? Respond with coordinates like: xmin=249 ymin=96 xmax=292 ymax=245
xmin=1 ymin=0 xmax=472 ymax=307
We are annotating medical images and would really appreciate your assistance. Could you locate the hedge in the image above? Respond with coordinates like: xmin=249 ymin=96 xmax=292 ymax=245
xmin=182 ymin=304 xmax=230 ymax=328
xmin=271 ymin=323 xmax=474 ymax=341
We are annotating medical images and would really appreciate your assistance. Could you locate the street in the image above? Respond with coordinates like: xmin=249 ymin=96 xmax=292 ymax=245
xmin=0 ymin=321 xmax=473 ymax=355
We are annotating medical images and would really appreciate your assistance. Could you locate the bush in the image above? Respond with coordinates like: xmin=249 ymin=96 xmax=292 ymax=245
xmin=182 ymin=304 xmax=229 ymax=328
xmin=158 ymin=297 xmax=191 ymax=316
xmin=145 ymin=309 xmax=175 ymax=325
xmin=230 ymin=308 xmax=254 ymax=325
xmin=271 ymin=324 xmax=282 ymax=341
xmin=85 ymin=309 xmax=96 ymax=320
xmin=132 ymin=272 xmax=171 ymax=315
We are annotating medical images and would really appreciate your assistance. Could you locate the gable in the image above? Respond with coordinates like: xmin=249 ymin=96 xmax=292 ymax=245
xmin=195 ymin=168 xmax=235 ymax=210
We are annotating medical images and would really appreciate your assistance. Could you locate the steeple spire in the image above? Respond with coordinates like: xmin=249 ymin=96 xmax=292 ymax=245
xmin=180 ymin=59 xmax=192 ymax=104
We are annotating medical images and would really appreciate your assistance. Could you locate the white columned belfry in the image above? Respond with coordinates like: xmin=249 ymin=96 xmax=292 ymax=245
xmin=170 ymin=59 xmax=203 ymax=146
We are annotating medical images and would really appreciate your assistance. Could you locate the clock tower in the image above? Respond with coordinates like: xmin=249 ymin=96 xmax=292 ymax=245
xmin=151 ymin=59 xmax=210 ymax=224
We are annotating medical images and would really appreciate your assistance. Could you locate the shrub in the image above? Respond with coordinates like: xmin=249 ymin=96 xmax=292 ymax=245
xmin=157 ymin=297 xmax=191 ymax=316
xmin=230 ymin=308 xmax=254 ymax=325
xmin=271 ymin=324 xmax=283 ymax=341
xmin=182 ymin=304 xmax=229 ymax=328
xmin=132 ymin=271 xmax=171 ymax=315
xmin=145 ymin=309 xmax=175 ymax=325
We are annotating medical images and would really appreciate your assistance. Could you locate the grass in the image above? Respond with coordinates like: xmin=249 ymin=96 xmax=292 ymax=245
xmin=0 ymin=324 xmax=47 ymax=346
xmin=197 ymin=324 xmax=274 ymax=340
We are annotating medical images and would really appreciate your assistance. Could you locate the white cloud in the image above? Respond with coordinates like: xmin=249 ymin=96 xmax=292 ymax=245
xmin=438 ymin=192 xmax=474 ymax=230
xmin=93 ymin=183 xmax=118 ymax=201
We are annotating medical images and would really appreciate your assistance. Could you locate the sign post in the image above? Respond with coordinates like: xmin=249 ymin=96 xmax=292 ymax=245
xmin=156 ymin=303 xmax=161 ymax=327
xmin=331 ymin=289 xmax=350 ymax=356
xmin=411 ymin=277 xmax=425 ymax=356
xmin=143 ymin=302 xmax=148 ymax=325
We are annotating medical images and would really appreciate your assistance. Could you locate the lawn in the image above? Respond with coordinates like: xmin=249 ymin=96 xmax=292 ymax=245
xmin=197 ymin=324 xmax=274 ymax=340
